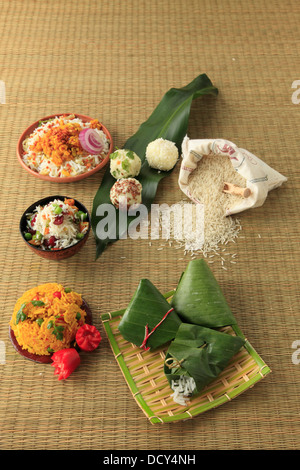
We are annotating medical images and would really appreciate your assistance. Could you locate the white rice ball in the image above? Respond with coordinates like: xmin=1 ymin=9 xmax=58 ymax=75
xmin=145 ymin=138 xmax=179 ymax=171
xmin=110 ymin=178 xmax=142 ymax=210
xmin=110 ymin=149 xmax=141 ymax=179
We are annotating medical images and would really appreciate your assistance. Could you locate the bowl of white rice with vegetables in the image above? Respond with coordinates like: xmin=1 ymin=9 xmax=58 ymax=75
xmin=20 ymin=195 xmax=91 ymax=260
xmin=17 ymin=114 xmax=113 ymax=182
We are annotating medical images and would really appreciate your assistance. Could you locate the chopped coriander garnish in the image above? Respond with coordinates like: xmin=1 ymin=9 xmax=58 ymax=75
xmin=126 ymin=150 xmax=135 ymax=159
xmin=16 ymin=303 xmax=27 ymax=325
xmin=52 ymin=324 xmax=64 ymax=341
xmin=122 ymin=159 xmax=130 ymax=172
xmin=31 ymin=300 xmax=45 ymax=307
xmin=16 ymin=300 xmax=45 ymax=325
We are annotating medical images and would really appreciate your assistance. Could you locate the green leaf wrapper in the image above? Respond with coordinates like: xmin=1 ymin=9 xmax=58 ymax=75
xmin=117 ymin=279 xmax=182 ymax=351
xmin=164 ymin=323 xmax=245 ymax=395
xmin=92 ymin=73 xmax=218 ymax=259
xmin=117 ymin=259 xmax=245 ymax=401
xmin=171 ymin=259 xmax=237 ymax=328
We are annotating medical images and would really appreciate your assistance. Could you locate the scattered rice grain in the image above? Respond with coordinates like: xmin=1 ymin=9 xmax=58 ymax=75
xmin=150 ymin=154 xmax=246 ymax=266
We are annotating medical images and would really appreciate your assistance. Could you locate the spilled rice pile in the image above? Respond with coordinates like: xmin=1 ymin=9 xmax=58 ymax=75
xmin=151 ymin=153 xmax=247 ymax=269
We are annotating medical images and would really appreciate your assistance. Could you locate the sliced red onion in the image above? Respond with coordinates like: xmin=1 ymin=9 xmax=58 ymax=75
xmin=79 ymin=128 xmax=104 ymax=155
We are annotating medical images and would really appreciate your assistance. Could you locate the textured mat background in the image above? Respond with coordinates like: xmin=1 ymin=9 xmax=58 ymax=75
xmin=0 ymin=0 xmax=299 ymax=450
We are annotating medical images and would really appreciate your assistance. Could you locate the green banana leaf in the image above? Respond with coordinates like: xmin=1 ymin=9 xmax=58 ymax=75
xmin=171 ymin=259 xmax=237 ymax=328
xmin=117 ymin=279 xmax=182 ymax=351
xmin=92 ymin=73 xmax=218 ymax=259
xmin=164 ymin=323 xmax=245 ymax=395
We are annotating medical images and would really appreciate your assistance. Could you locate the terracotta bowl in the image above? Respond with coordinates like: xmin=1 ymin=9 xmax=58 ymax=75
xmin=20 ymin=195 xmax=91 ymax=260
xmin=9 ymin=298 xmax=93 ymax=364
xmin=16 ymin=113 xmax=113 ymax=182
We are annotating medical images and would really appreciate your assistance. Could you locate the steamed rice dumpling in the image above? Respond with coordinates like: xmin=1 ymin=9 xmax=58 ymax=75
xmin=118 ymin=279 xmax=182 ymax=351
xmin=164 ymin=323 xmax=245 ymax=405
xmin=171 ymin=258 xmax=237 ymax=328
xmin=117 ymin=259 xmax=245 ymax=407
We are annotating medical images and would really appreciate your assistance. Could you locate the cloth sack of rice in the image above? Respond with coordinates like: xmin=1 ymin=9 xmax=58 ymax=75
xmin=178 ymin=136 xmax=287 ymax=216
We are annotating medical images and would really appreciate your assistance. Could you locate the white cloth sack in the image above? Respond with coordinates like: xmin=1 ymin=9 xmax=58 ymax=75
xmin=178 ymin=136 xmax=287 ymax=215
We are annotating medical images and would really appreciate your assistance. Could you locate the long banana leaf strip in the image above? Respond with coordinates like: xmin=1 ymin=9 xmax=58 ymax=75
xmin=92 ymin=73 xmax=218 ymax=259
xmin=118 ymin=279 xmax=182 ymax=350
xmin=171 ymin=259 xmax=237 ymax=327
xmin=164 ymin=323 xmax=245 ymax=395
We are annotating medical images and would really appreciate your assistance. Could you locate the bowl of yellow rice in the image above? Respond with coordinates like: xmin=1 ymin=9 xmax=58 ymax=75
xmin=9 ymin=283 xmax=92 ymax=363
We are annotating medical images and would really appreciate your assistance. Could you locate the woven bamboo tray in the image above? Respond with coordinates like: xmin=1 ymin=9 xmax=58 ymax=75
xmin=101 ymin=291 xmax=271 ymax=424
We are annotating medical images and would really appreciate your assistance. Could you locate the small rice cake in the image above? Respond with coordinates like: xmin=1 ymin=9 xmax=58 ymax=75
xmin=110 ymin=177 xmax=142 ymax=210
xmin=145 ymin=138 xmax=178 ymax=171
xmin=110 ymin=149 xmax=141 ymax=179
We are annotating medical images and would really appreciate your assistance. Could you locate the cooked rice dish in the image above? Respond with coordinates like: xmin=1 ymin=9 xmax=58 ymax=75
xmin=23 ymin=198 xmax=89 ymax=250
xmin=9 ymin=283 xmax=87 ymax=356
xmin=171 ymin=376 xmax=196 ymax=406
xmin=21 ymin=114 xmax=110 ymax=178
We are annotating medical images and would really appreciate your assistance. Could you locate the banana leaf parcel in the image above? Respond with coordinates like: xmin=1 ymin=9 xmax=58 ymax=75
xmin=164 ymin=323 xmax=245 ymax=404
xmin=171 ymin=258 xmax=237 ymax=328
xmin=117 ymin=259 xmax=246 ymax=404
xmin=118 ymin=279 xmax=182 ymax=351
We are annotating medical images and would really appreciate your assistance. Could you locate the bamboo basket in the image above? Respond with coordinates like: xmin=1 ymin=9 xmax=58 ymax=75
xmin=101 ymin=291 xmax=271 ymax=424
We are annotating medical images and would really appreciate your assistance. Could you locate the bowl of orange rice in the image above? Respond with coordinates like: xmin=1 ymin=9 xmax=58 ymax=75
xmin=17 ymin=113 xmax=113 ymax=182
xmin=9 ymin=283 xmax=93 ymax=363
